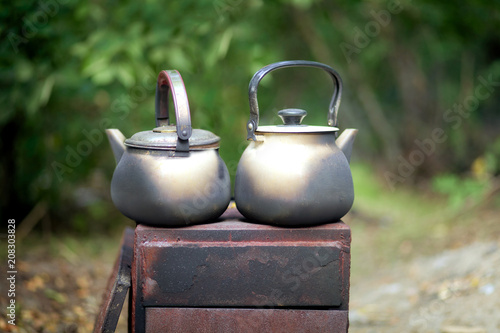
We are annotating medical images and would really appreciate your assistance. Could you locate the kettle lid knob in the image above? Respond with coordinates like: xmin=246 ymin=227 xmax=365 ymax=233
xmin=278 ymin=108 xmax=307 ymax=126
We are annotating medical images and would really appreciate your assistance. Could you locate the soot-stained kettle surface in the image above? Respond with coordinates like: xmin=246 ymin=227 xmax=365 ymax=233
xmin=234 ymin=60 xmax=358 ymax=226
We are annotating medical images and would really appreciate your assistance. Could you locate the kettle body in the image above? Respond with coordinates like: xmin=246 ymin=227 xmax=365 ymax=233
xmin=234 ymin=61 xmax=357 ymax=226
xmin=110 ymin=145 xmax=230 ymax=226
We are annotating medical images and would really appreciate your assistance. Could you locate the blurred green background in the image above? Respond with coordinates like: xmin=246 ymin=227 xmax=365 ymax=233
xmin=1 ymin=0 xmax=499 ymax=234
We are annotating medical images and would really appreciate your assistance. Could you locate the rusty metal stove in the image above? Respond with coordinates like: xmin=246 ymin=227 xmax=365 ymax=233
xmin=95 ymin=205 xmax=351 ymax=332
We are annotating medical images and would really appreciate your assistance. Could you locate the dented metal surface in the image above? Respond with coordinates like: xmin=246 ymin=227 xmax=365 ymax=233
xmin=145 ymin=308 xmax=349 ymax=333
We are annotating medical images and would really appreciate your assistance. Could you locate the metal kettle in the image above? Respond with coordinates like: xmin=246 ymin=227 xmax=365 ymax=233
xmin=234 ymin=61 xmax=358 ymax=226
xmin=106 ymin=70 xmax=231 ymax=226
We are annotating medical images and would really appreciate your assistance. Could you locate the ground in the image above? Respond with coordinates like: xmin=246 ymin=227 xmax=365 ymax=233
xmin=349 ymin=240 xmax=500 ymax=333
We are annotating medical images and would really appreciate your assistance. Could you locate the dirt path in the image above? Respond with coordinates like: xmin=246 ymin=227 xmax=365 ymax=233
xmin=350 ymin=241 xmax=500 ymax=333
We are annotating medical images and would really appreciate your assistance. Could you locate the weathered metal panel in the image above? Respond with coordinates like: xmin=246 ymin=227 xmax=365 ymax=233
xmin=135 ymin=220 xmax=350 ymax=308
xmin=145 ymin=308 xmax=349 ymax=333
xmin=141 ymin=243 xmax=343 ymax=307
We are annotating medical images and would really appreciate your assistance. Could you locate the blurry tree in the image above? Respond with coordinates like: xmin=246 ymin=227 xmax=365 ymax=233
xmin=1 ymin=0 xmax=499 ymax=231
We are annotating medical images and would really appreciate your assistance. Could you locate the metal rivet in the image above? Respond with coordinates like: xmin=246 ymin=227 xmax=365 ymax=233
xmin=247 ymin=123 xmax=254 ymax=131
xmin=328 ymin=120 xmax=333 ymax=126
xmin=182 ymin=130 xmax=187 ymax=136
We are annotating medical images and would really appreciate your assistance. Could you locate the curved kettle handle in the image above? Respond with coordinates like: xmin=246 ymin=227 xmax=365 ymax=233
xmin=247 ymin=60 xmax=343 ymax=141
xmin=155 ymin=70 xmax=192 ymax=152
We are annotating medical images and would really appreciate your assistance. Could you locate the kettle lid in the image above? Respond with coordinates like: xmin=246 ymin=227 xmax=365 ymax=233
xmin=255 ymin=108 xmax=338 ymax=134
xmin=124 ymin=126 xmax=220 ymax=150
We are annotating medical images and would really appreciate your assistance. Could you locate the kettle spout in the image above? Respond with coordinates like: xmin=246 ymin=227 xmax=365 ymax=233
xmin=336 ymin=129 xmax=358 ymax=164
xmin=105 ymin=129 xmax=126 ymax=165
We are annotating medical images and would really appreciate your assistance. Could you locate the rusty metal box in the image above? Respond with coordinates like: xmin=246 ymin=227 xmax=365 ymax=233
xmin=131 ymin=209 xmax=351 ymax=332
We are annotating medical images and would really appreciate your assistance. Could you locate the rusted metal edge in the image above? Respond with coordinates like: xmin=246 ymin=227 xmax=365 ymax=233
xmin=94 ymin=227 xmax=134 ymax=333
xmin=135 ymin=221 xmax=351 ymax=244
xmin=145 ymin=308 xmax=349 ymax=333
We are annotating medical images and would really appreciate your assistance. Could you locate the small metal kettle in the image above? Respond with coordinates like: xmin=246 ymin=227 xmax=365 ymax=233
xmin=106 ymin=70 xmax=231 ymax=226
xmin=234 ymin=61 xmax=358 ymax=226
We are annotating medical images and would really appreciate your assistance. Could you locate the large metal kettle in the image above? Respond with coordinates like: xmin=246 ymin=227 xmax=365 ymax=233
xmin=234 ymin=61 xmax=358 ymax=226
xmin=106 ymin=70 xmax=231 ymax=226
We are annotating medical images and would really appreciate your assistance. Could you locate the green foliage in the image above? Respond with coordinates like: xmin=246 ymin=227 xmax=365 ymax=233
xmin=1 ymin=0 xmax=499 ymax=230
xmin=432 ymin=136 xmax=500 ymax=210
xmin=432 ymin=173 xmax=489 ymax=210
